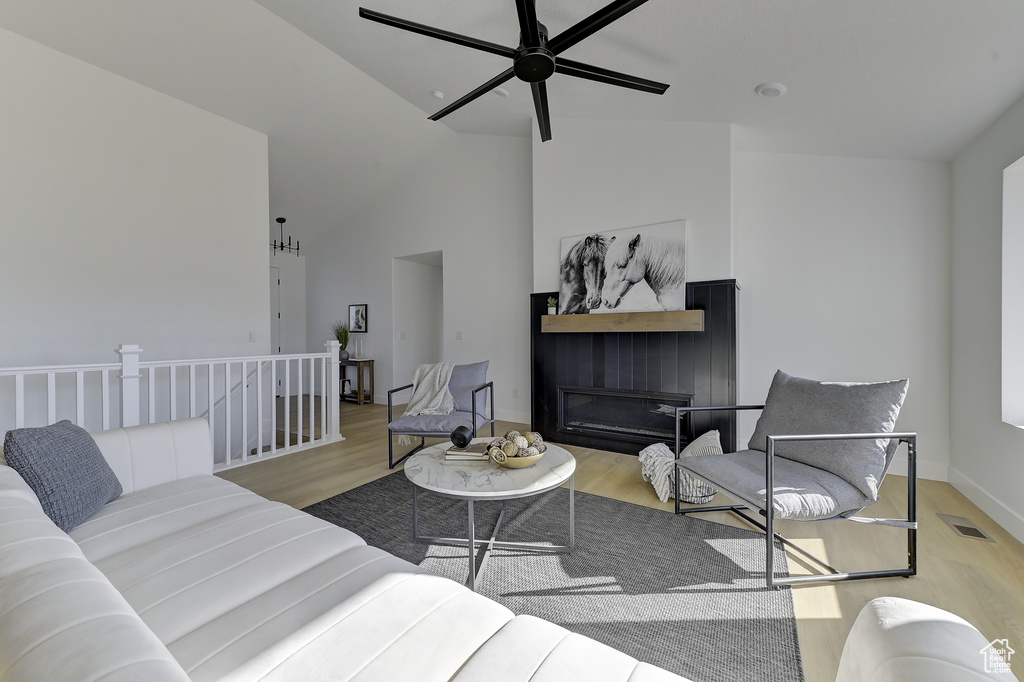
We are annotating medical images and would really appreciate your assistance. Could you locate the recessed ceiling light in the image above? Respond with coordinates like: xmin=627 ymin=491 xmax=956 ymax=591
xmin=493 ymin=87 xmax=510 ymax=98
xmin=431 ymin=90 xmax=445 ymax=100
xmin=755 ymin=82 xmax=786 ymax=98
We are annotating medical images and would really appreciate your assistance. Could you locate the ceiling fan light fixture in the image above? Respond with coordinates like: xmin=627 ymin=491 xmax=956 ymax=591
xmin=755 ymin=82 xmax=787 ymax=98
xmin=359 ymin=1 xmax=669 ymax=142
xmin=432 ymin=90 xmax=445 ymax=99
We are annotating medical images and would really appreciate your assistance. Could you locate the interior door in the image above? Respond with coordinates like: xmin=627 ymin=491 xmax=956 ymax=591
xmin=270 ymin=266 xmax=281 ymax=396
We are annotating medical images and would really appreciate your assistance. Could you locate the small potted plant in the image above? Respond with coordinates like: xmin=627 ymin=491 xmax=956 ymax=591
xmin=331 ymin=320 xmax=350 ymax=360
xmin=546 ymin=296 xmax=558 ymax=315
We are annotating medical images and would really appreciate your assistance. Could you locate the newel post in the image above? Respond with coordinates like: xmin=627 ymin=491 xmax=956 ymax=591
xmin=117 ymin=344 xmax=143 ymax=428
xmin=326 ymin=340 xmax=342 ymax=440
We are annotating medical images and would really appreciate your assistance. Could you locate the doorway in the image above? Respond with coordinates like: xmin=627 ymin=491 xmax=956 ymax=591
xmin=392 ymin=252 xmax=443 ymax=385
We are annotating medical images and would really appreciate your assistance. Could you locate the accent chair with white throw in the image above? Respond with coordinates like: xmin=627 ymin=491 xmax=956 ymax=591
xmin=386 ymin=360 xmax=495 ymax=468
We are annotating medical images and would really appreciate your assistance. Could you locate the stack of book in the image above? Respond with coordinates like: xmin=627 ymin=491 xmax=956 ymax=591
xmin=444 ymin=442 xmax=490 ymax=461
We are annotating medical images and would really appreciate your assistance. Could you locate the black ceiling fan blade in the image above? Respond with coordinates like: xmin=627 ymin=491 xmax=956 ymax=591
xmin=556 ymin=58 xmax=668 ymax=95
xmin=531 ymin=81 xmax=552 ymax=142
xmin=428 ymin=68 xmax=516 ymax=121
xmin=359 ymin=8 xmax=515 ymax=60
xmin=547 ymin=0 xmax=652 ymax=55
xmin=515 ymin=0 xmax=541 ymax=47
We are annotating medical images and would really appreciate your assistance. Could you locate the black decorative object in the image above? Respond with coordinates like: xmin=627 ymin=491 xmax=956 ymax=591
xmin=450 ymin=425 xmax=474 ymax=449
xmin=358 ymin=0 xmax=669 ymax=142
xmin=531 ymin=280 xmax=738 ymax=455
xmin=271 ymin=217 xmax=299 ymax=255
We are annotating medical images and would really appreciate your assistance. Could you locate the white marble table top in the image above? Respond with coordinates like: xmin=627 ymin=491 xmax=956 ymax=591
xmin=404 ymin=439 xmax=576 ymax=500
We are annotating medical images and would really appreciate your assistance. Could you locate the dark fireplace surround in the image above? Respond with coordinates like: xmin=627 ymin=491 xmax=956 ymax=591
xmin=531 ymin=280 xmax=737 ymax=455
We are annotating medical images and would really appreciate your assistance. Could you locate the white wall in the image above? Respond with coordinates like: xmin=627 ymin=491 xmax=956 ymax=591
xmin=1001 ymin=157 xmax=1024 ymax=425
xmin=532 ymin=119 xmax=734 ymax=292
xmin=733 ymin=152 xmax=953 ymax=480
xmin=0 ymin=27 xmax=269 ymax=367
xmin=392 ymin=258 xmax=443 ymax=386
xmin=305 ymin=133 xmax=533 ymax=420
xmin=951 ymin=90 xmax=1024 ymax=541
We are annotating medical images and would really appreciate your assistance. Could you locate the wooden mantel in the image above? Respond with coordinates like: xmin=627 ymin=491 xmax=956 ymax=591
xmin=541 ymin=309 xmax=704 ymax=333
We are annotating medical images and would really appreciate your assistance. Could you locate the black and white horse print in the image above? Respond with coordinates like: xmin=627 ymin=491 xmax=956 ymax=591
xmin=601 ymin=233 xmax=686 ymax=310
xmin=558 ymin=234 xmax=608 ymax=314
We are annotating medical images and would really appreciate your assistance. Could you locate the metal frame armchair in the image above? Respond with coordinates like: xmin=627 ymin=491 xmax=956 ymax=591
xmin=672 ymin=371 xmax=917 ymax=589
xmin=386 ymin=361 xmax=495 ymax=469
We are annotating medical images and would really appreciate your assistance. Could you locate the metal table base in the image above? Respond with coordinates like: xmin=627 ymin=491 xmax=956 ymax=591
xmin=411 ymin=474 xmax=575 ymax=591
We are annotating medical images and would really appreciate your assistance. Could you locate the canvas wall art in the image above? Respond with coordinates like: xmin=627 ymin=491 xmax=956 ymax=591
xmin=557 ymin=220 xmax=686 ymax=314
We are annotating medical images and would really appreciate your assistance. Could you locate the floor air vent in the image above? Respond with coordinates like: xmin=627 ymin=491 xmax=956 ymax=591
xmin=937 ymin=514 xmax=995 ymax=542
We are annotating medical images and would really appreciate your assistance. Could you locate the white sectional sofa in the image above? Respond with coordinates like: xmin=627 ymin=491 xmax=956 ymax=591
xmin=0 ymin=419 xmax=682 ymax=682
xmin=1 ymin=418 xmax=1014 ymax=682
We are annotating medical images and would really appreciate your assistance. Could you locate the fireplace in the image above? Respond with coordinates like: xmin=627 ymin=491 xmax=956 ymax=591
xmin=531 ymin=280 xmax=738 ymax=456
xmin=557 ymin=387 xmax=691 ymax=446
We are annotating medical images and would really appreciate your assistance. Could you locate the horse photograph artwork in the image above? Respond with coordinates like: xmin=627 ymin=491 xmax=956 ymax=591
xmin=557 ymin=221 xmax=686 ymax=315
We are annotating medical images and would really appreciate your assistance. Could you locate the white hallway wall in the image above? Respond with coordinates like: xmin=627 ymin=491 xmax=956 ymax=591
xmin=0 ymin=26 xmax=270 ymax=367
xmin=305 ymin=133 xmax=533 ymax=421
xmin=951 ymin=89 xmax=1024 ymax=541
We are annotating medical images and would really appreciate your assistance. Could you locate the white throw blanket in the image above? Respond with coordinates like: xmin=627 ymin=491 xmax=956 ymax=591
xmin=404 ymin=362 xmax=456 ymax=416
xmin=396 ymin=363 xmax=455 ymax=446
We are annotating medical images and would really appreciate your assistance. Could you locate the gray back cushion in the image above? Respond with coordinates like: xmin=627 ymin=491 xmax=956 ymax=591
xmin=449 ymin=361 xmax=489 ymax=415
xmin=3 ymin=420 xmax=123 ymax=532
xmin=748 ymin=370 xmax=909 ymax=500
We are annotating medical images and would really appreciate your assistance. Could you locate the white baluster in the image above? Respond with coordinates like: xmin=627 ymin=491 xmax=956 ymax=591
xmin=15 ymin=374 xmax=25 ymax=428
xmin=76 ymin=370 xmax=85 ymax=426
xmin=118 ymin=344 xmax=142 ymax=428
xmin=46 ymin=372 xmax=56 ymax=424
xmin=327 ymin=340 xmax=341 ymax=440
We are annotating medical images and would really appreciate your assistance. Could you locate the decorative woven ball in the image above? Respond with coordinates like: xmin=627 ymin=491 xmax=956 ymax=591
xmin=535 ymin=443 xmax=547 ymax=454
xmin=512 ymin=435 xmax=529 ymax=450
xmin=524 ymin=432 xmax=541 ymax=446
xmin=523 ymin=446 xmax=539 ymax=457
xmin=489 ymin=447 xmax=507 ymax=463
xmin=503 ymin=430 xmax=521 ymax=441
xmin=501 ymin=441 xmax=519 ymax=458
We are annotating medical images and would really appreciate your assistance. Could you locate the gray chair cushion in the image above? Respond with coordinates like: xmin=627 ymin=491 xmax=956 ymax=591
xmin=748 ymin=370 xmax=908 ymax=500
xmin=3 ymin=420 xmax=123 ymax=532
xmin=388 ymin=412 xmax=489 ymax=436
xmin=449 ymin=361 xmax=489 ymax=415
xmin=679 ymin=449 xmax=873 ymax=521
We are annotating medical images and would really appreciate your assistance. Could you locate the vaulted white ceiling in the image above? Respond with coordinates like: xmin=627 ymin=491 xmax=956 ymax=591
xmin=3 ymin=0 xmax=1024 ymax=238
xmin=256 ymin=0 xmax=1024 ymax=159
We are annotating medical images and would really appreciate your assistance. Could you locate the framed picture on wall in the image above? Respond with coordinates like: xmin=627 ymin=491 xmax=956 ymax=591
xmin=558 ymin=219 xmax=686 ymax=314
xmin=349 ymin=304 xmax=368 ymax=333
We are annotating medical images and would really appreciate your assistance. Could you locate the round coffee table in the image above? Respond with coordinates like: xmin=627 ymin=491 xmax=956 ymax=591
xmin=404 ymin=439 xmax=576 ymax=590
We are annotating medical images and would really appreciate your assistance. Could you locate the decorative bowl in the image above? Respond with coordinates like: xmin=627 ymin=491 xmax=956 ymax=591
xmin=496 ymin=452 xmax=544 ymax=468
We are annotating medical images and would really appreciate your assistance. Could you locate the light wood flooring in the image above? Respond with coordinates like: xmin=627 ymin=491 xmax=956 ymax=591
xmin=218 ymin=401 xmax=1024 ymax=682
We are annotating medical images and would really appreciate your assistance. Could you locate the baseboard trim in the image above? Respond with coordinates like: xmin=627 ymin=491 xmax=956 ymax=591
xmin=495 ymin=410 xmax=530 ymax=426
xmin=948 ymin=465 xmax=1024 ymax=545
xmin=886 ymin=458 xmax=948 ymax=482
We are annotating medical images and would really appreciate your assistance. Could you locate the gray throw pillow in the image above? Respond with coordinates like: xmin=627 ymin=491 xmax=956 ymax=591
xmin=3 ymin=420 xmax=123 ymax=532
xmin=449 ymin=361 xmax=489 ymax=415
xmin=747 ymin=370 xmax=908 ymax=500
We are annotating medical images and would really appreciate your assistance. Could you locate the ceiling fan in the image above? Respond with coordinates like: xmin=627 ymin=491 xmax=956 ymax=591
xmin=358 ymin=0 xmax=669 ymax=142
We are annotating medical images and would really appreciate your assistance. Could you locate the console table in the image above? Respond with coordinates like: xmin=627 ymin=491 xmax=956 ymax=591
xmin=340 ymin=358 xmax=374 ymax=405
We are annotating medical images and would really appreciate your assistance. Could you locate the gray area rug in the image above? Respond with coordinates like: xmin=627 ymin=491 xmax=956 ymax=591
xmin=304 ymin=473 xmax=803 ymax=682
